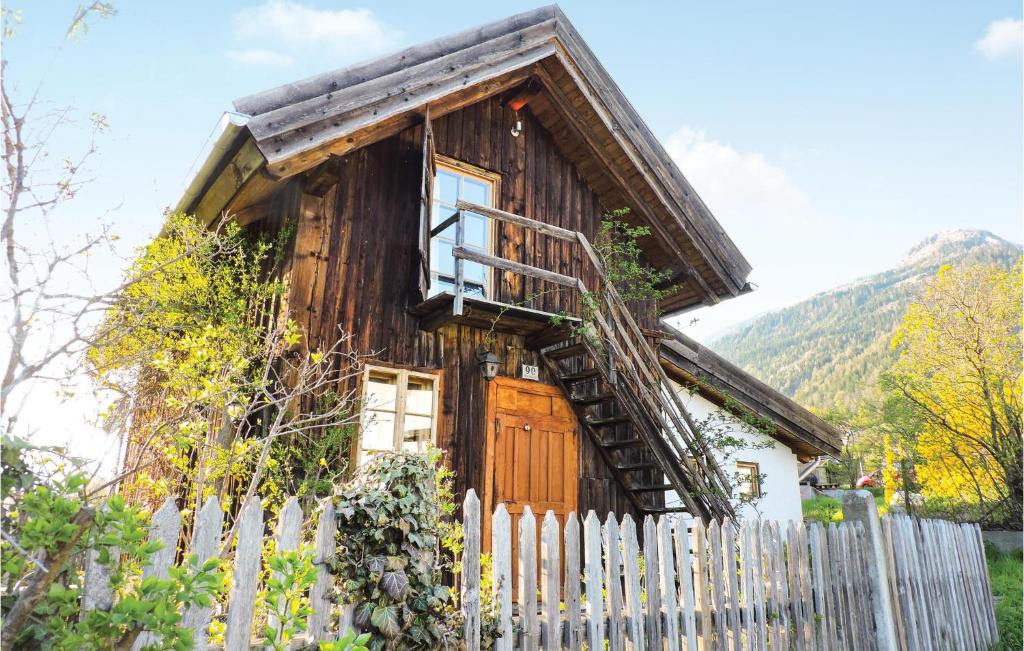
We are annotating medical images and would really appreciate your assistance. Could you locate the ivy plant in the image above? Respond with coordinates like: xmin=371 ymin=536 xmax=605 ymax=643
xmin=329 ymin=450 xmax=463 ymax=650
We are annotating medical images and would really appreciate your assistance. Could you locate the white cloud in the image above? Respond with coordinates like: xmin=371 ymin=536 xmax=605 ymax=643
xmin=227 ymin=1 xmax=401 ymax=66
xmin=975 ymin=17 xmax=1023 ymax=61
xmin=226 ymin=48 xmax=295 ymax=67
xmin=665 ymin=127 xmax=810 ymax=227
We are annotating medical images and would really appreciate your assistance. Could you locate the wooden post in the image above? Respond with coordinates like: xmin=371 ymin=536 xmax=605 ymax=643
xmin=462 ymin=490 xmax=481 ymax=650
xmin=842 ymin=491 xmax=898 ymax=650
xmin=453 ymin=209 xmax=465 ymax=315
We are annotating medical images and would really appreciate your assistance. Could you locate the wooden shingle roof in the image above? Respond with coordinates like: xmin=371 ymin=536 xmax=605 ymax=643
xmin=181 ymin=5 xmax=752 ymax=312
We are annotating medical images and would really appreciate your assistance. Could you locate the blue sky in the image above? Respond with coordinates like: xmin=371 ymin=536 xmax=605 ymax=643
xmin=4 ymin=1 xmax=1021 ymax=465
xmin=8 ymin=1 xmax=1021 ymax=336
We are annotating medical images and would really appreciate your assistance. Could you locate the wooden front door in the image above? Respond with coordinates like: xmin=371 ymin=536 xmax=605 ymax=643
xmin=482 ymin=377 xmax=579 ymax=583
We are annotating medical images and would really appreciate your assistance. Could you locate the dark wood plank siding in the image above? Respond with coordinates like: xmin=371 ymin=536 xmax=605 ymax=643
xmin=283 ymin=95 xmax=660 ymax=521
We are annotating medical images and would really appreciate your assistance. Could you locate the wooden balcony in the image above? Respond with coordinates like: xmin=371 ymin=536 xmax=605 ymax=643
xmin=410 ymin=200 xmax=589 ymax=345
xmin=409 ymin=291 xmax=579 ymax=347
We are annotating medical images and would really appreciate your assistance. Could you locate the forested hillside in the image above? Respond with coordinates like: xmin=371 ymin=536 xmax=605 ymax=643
xmin=710 ymin=230 xmax=1021 ymax=411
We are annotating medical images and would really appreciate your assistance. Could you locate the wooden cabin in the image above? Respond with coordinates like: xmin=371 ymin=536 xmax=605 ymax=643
xmin=175 ymin=6 xmax=839 ymax=530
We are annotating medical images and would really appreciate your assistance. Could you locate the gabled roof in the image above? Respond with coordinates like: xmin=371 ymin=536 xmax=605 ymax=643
xmin=659 ymin=324 xmax=842 ymax=457
xmin=178 ymin=5 xmax=752 ymax=313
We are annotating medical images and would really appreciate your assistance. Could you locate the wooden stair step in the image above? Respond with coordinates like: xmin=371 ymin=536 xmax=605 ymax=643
xmin=643 ymin=506 xmax=689 ymax=514
xmin=559 ymin=367 xmax=601 ymax=382
xmin=600 ymin=438 xmax=645 ymax=449
xmin=615 ymin=462 xmax=660 ymax=471
xmin=585 ymin=414 xmax=631 ymax=427
xmin=630 ymin=484 xmax=674 ymax=493
xmin=570 ymin=391 xmax=614 ymax=406
xmin=543 ymin=343 xmax=586 ymax=360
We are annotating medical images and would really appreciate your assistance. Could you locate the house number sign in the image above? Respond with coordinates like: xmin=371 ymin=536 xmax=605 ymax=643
xmin=521 ymin=364 xmax=539 ymax=381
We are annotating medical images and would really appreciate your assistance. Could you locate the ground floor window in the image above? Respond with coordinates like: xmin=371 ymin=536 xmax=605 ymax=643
xmin=736 ymin=461 xmax=762 ymax=498
xmin=358 ymin=366 xmax=439 ymax=465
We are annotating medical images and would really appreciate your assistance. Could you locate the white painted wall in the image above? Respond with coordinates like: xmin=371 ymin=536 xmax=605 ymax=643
xmin=666 ymin=382 xmax=804 ymax=523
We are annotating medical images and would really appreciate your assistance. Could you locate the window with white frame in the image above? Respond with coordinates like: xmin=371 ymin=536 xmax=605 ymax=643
xmin=429 ymin=160 xmax=496 ymax=298
xmin=359 ymin=366 xmax=439 ymax=465
xmin=736 ymin=461 xmax=762 ymax=498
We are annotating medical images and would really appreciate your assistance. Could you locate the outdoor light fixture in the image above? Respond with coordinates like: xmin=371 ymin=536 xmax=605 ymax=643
xmin=510 ymin=109 xmax=523 ymax=138
xmin=477 ymin=347 xmax=501 ymax=381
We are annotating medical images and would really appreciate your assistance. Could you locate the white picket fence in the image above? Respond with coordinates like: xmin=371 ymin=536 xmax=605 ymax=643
xmin=82 ymin=491 xmax=998 ymax=650
xmin=460 ymin=490 xmax=998 ymax=651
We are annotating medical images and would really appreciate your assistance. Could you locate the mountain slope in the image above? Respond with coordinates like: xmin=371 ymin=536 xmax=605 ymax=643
xmin=709 ymin=230 xmax=1021 ymax=411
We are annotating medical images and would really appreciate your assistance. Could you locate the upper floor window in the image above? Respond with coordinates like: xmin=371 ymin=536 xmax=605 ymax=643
xmin=359 ymin=366 xmax=439 ymax=466
xmin=430 ymin=159 xmax=497 ymax=298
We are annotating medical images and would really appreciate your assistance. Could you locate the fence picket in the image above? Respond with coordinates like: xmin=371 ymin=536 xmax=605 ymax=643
xmin=267 ymin=497 xmax=303 ymax=635
xmin=183 ymin=496 xmax=222 ymax=650
xmin=691 ymin=519 xmax=712 ymax=651
xmin=784 ymin=522 xmax=805 ymax=651
xmin=763 ymin=521 xmax=781 ymax=651
xmin=721 ymin=519 xmax=741 ymax=651
xmin=68 ymin=493 xmax=1004 ymax=651
xmin=541 ymin=511 xmax=561 ymax=651
xmin=750 ymin=523 xmax=767 ymax=651
xmin=707 ymin=520 xmax=726 ymax=651
xmin=675 ymin=518 xmax=700 ymax=651
xmin=796 ymin=523 xmax=814 ymax=651
xmin=224 ymin=496 xmax=262 ymax=651
xmin=463 ymin=490 xmax=481 ymax=651
xmin=564 ymin=513 xmax=582 ymax=651
xmin=133 ymin=497 xmax=182 ymax=651
xmin=605 ymin=513 xmax=626 ymax=650
xmin=738 ymin=521 xmax=755 ymax=651
xmin=621 ymin=515 xmax=646 ymax=650
xmin=308 ymin=499 xmax=336 ymax=644
xmin=584 ymin=511 xmax=606 ymax=651
xmin=770 ymin=521 xmax=790 ymax=651
xmin=658 ymin=517 xmax=681 ymax=651
xmin=81 ymin=503 xmax=115 ymax=620
xmin=492 ymin=504 xmax=514 ymax=651
xmin=643 ymin=516 xmax=663 ymax=649
xmin=520 ymin=506 xmax=540 ymax=651
xmin=972 ymin=523 xmax=999 ymax=642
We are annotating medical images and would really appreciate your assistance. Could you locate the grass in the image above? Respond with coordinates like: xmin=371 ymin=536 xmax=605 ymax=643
xmin=801 ymin=488 xmax=887 ymax=524
xmin=986 ymin=543 xmax=1023 ymax=651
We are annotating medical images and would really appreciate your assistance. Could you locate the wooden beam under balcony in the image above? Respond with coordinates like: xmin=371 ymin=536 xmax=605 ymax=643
xmin=409 ymin=291 xmax=579 ymax=340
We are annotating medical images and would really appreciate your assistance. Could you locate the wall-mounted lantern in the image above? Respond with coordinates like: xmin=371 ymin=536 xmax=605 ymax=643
xmin=477 ymin=347 xmax=501 ymax=382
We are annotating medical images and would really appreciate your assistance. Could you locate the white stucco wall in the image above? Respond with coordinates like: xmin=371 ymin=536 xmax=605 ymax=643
xmin=667 ymin=382 xmax=805 ymax=523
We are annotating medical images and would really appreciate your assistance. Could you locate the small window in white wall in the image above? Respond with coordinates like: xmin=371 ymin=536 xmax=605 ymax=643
xmin=359 ymin=367 xmax=438 ymax=465
xmin=736 ymin=461 xmax=762 ymax=498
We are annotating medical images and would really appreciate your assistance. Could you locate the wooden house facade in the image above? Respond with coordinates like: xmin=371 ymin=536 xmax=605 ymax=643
xmin=175 ymin=6 xmax=839 ymax=528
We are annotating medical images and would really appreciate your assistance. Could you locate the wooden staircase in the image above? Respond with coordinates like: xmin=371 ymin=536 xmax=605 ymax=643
xmin=441 ymin=200 xmax=737 ymax=521
xmin=540 ymin=332 xmax=733 ymax=519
